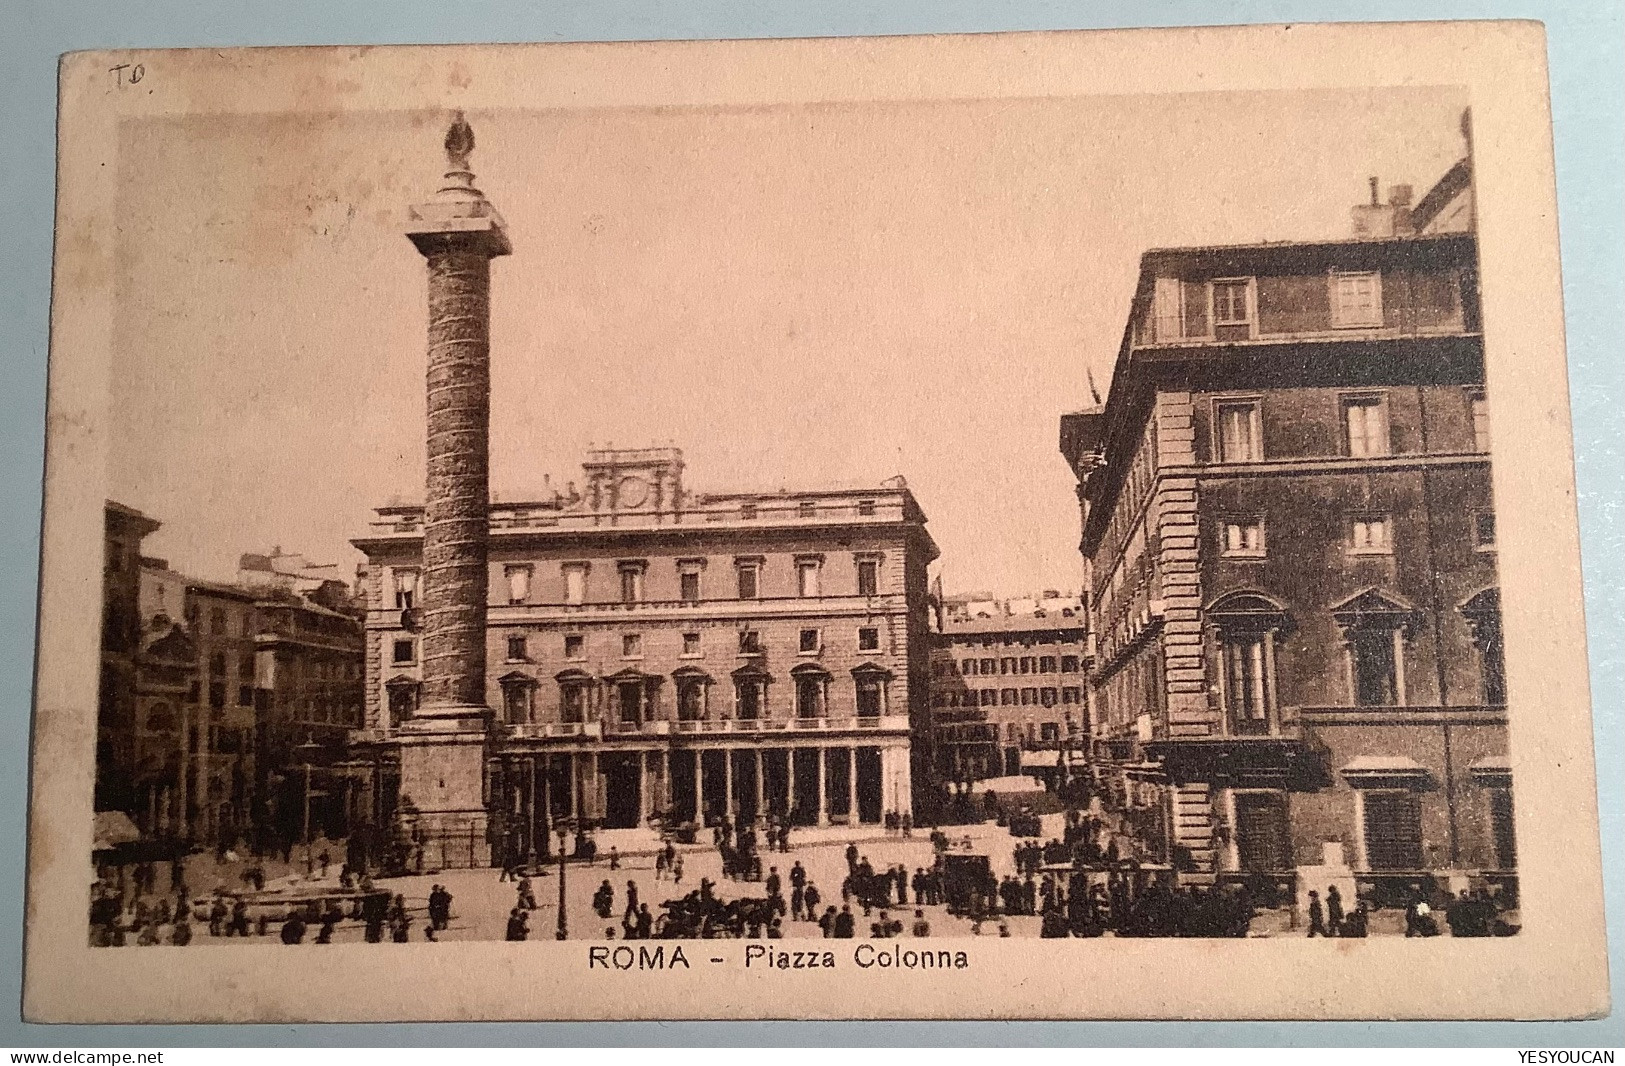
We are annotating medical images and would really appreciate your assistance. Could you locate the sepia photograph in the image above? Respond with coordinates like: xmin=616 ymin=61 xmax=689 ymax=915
xmin=24 ymin=24 xmax=1608 ymax=1022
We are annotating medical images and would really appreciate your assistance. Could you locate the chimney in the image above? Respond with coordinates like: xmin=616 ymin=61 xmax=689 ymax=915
xmin=1369 ymin=176 xmax=1380 ymax=206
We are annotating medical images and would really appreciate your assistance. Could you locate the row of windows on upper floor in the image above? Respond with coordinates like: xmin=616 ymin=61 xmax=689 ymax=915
xmin=1137 ymin=269 xmax=1472 ymax=345
xmin=933 ymin=686 xmax=1085 ymax=709
xmin=389 ymin=554 xmax=886 ymax=610
xmin=933 ymin=655 xmax=1084 ymax=677
xmin=1208 ymin=388 xmax=1488 ymax=466
xmin=390 ymin=625 xmax=887 ymax=667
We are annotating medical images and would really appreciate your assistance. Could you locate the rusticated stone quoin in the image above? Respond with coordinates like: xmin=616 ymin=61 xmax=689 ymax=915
xmin=422 ymin=249 xmax=493 ymax=709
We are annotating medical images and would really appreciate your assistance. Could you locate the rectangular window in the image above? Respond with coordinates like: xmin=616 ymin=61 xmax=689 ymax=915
xmin=980 ymin=689 xmax=997 ymax=707
xmin=856 ymin=558 xmax=880 ymax=597
xmin=961 ymin=659 xmax=976 ymax=676
xmin=740 ymin=502 xmax=758 ymax=520
xmin=1060 ymin=655 xmax=1080 ymax=673
xmin=796 ymin=559 xmax=821 ymax=598
xmin=1351 ymin=629 xmax=1400 ymax=706
xmin=681 ymin=632 xmax=701 ymax=657
xmin=1040 ymin=721 xmax=1060 ymax=742
xmin=1040 ymin=688 xmax=1058 ymax=708
xmin=856 ymin=680 xmax=882 ymax=718
xmin=1039 ymin=656 xmax=1057 ymax=673
xmin=738 ymin=630 xmax=762 ymax=655
xmin=1362 ymin=790 xmax=1423 ymax=871
xmin=1019 ymin=657 xmax=1034 ymax=674
xmin=619 ymin=564 xmax=645 ymax=604
xmin=393 ymin=569 xmax=419 ymax=610
xmin=857 ymin=499 xmax=876 ymax=517
xmin=1343 ymin=395 xmax=1390 ymax=457
xmin=506 ymin=635 xmax=528 ymax=661
xmin=1215 ymin=400 xmax=1262 ymax=462
xmin=621 ymin=634 xmax=642 ymax=659
xmin=798 ymin=500 xmax=817 ymax=518
xmin=560 ymin=685 xmax=587 ymax=724
xmin=1349 ymin=516 xmax=1393 ymax=555
xmin=796 ymin=677 xmax=822 ymax=719
xmin=1488 ymin=788 xmax=1516 ymax=870
xmin=1222 ymin=517 xmax=1266 ymax=557
xmin=392 ymin=639 xmax=415 ymax=665
xmin=679 ymin=569 xmax=701 ymax=604
xmin=858 ymin=627 xmax=880 ymax=652
xmin=981 ymin=657 xmax=997 ymax=674
xmin=564 ymin=634 xmax=585 ymax=660
xmin=1223 ymin=633 xmax=1273 ymax=734
xmin=679 ymin=679 xmax=707 ymax=721
xmin=1212 ymin=279 xmax=1251 ymax=327
xmin=504 ymin=565 xmax=532 ymax=605
xmin=210 ymin=608 xmax=227 ymax=636
xmin=736 ymin=562 xmax=760 ymax=600
xmin=1061 ymin=686 xmax=1081 ymax=705
xmin=1331 ymin=271 xmax=1383 ymax=328
xmin=1469 ymin=391 xmax=1491 ymax=452
xmin=799 ymin=628 xmax=820 ymax=653
xmin=1020 ymin=687 xmax=1036 ymax=705
xmin=1000 ymin=689 xmax=1017 ymax=706
xmin=563 ymin=564 xmax=587 ymax=605
xmin=618 ymin=681 xmax=644 ymax=724
xmin=1473 ymin=511 xmax=1496 ymax=550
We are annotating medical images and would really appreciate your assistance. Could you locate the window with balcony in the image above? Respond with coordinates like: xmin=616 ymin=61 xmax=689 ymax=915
xmin=501 ymin=677 xmax=535 ymax=725
xmin=1461 ymin=588 xmax=1506 ymax=706
xmin=796 ymin=557 xmax=822 ymax=598
xmin=559 ymin=681 xmax=589 ymax=724
xmin=733 ymin=671 xmax=766 ymax=720
xmin=616 ymin=679 xmax=646 ymax=724
xmin=619 ymin=562 xmax=646 ymax=604
xmin=1331 ymin=271 xmax=1383 ymax=328
xmin=1342 ymin=394 xmax=1390 ymax=457
xmin=393 ymin=568 xmax=419 ymax=611
xmin=736 ymin=559 xmax=762 ymax=600
xmin=1211 ymin=592 xmax=1288 ymax=735
xmin=1215 ymin=400 xmax=1262 ymax=462
xmin=505 ymin=565 xmax=532 ymax=605
xmin=1333 ymin=588 xmax=1414 ymax=707
xmin=856 ymin=557 xmax=880 ymax=597
xmin=563 ymin=563 xmax=588 ymax=605
xmin=794 ymin=668 xmax=827 ymax=719
xmin=678 ymin=674 xmax=708 ymax=721
xmin=856 ymin=678 xmax=883 ymax=718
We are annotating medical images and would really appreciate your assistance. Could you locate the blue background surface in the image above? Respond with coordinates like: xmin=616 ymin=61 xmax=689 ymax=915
xmin=1 ymin=0 xmax=1618 ymax=1047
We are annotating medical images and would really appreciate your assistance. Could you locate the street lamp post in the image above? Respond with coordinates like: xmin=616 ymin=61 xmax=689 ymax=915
xmin=295 ymin=737 xmax=322 ymax=879
xmin=555 ymin=820 xmax=572 ymax=941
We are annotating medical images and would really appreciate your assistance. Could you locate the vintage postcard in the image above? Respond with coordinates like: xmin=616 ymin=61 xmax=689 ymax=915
xmin=25 ymin=23 xmax=1608 ymax=1021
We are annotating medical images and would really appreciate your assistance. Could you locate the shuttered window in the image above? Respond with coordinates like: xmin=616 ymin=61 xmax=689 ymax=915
xmin=1362 ymin=790 xmax=1423 ymax=870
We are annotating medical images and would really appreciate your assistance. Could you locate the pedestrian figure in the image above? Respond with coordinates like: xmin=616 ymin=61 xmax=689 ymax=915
xmin=609 ymin=847 xmax=620 ymax=871
xmin=834 ymin=905 xmax=855 ymax=939
xmin=1326 ymin=885 xmax=1344 ymax=936
xmin=791 ymin=884 xmax=805 ymax=921
xmin=170 ymin=919 xmax=193 ymax=946
xmin=1307 ymin=890 xmax=1328 ymax=937
xmin=517 ymin=876 xmax=537 ymax=911
xmin=1342 ymin=900 xmax=1370 ymax=938
xmin=624 ymin=880 xmax=640 ymax=921
xmin=911 ymin=909 xmax=931 ymax=937
xmin=654 ymin=849 xmax=667 ymax=881
xmin=804 ymin=882 xmax=821 ymax=920
xmin=636 ymin=903 xmax=653 ymax=940
xmin=594 ymin=880 xmax=614 ymax=920
xmin=505 ymin=907 xmax=529 ymax=942
xmin=672 ymin=855 xmax=684 ymax=885
xmin=280 ymin=909 xmax=307 ymax=945
xmin=318 ymin=850 xmax=331 ymax=879
xmin=819 ymin=906 xmax=837 ymax=938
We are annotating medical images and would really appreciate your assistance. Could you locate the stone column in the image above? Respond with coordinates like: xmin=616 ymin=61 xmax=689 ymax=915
xmin=848 ymin=746 xmax=860 ymax=825
xmin=394 ymin=113 xmax=512 ymax=870
xmin=693 ymin=750 xmax=704 ymax=824
xmin=752 ymin=748 xmax=763 ymax=820
xmin=723 ymin=747 xmax=735 ymax=818
xmin=816 ymin=747 xmax=828 ymax=826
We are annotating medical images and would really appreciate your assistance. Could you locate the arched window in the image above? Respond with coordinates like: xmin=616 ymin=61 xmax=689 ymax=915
xmin=851 ymin=663 xmax=893 ymax=719
xmin=676 ymin=667 xmax=713 ymax=721
xmin=555 ymin=669 xmax=595 ymax=724
xmin=1459 ymin=588 xmax=1506 ymax=706
xmin=1208 ymin=591 xmax=1291 ymax=735
xmin=498 ymin=672 xmax=537 ymax=725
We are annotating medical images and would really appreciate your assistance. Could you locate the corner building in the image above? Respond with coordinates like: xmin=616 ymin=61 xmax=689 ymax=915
xmin=353 ymin=447 xmax=938 ymax=856
xmin=1060 ymin=152 xmax=1514 ymax=903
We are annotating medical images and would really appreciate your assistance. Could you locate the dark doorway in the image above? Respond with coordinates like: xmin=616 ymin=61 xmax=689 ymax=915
xmin=670 ymin=749 xmax=697 ymax=823
xmin=790 ymin=748 xmax=819 ymax=824
xmin=856 ymin=747 xmax=883 ymax=824
xmin=1233 ymin=791 xmax=1291 ymax=871
xmin=602 ymin=753 xmax=642 ymax=829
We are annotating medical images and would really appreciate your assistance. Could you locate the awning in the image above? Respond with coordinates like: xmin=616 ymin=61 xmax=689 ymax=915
xmin=1020 ymin=750 xmax=1061 ymax=768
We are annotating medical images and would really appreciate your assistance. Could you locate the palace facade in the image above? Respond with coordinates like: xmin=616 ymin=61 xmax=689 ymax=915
xmin=351 ymin=447 xmax=939 ymax=859
xmin=1060 ymin=142 xmax=1513 ymax=902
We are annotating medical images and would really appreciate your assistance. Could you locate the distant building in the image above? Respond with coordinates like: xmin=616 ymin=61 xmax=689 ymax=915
xmin=1059 ymin=136 xmax=1511 ymax=901
xmin=350 ymin=446 xmax=939 ymax=862
xmin=928 ymin=594 xmax=1091 ymax=785
xmin=97 ymin=502 xmax=162 ymax=819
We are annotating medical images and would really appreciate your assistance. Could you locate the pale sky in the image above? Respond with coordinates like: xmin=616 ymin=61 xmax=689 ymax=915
xmin=110 ymin=86 xmax=1468 ymax=595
